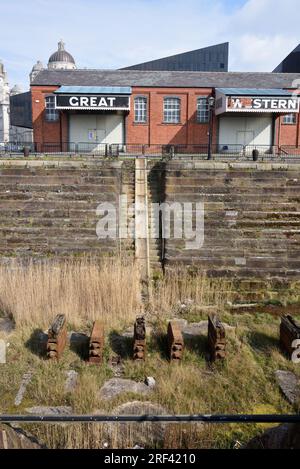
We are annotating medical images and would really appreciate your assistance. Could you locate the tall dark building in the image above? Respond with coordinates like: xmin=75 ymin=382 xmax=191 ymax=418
xmin=122 ymin=42 xmax=229 ymax=72
xmin=273 ymin=44 xmax=300 ymax=73
xmin=10 ymin=92 xmax=32 ymax=129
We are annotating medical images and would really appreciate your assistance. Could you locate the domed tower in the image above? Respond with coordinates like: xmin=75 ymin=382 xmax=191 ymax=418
xmin=30 ymin=60 xmax=44 ymax=83
xmin=10 ymin=84 xmax=23 ymax=96
xmin=48 ymin=40 xmax=76 ymax=70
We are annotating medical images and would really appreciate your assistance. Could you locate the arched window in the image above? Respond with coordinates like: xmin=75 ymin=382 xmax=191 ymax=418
xmin=45 ymin=96 xmax=59 ymax=122
xmin=134 ymin=96 xmax=147 ymax=123
xmin=197 ymin=97 xmax=209 ymax=123
xmin=163 ymin=97 xmax=181 ymax=123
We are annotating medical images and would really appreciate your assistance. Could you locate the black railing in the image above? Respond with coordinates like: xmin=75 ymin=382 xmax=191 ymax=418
xmin=0 ymin=414 xmax=299 ymax=424
xmin=2 ymin=142 xmax=300 ymax=160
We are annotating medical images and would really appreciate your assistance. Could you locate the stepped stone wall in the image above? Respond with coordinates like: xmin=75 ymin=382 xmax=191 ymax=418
xmin=0 ymin=159 xmax=135 ymax=261
xmin=160 ymin=160 xmax=300 ymax=300
xmin=1 ymin=157 xmax=300 ymax=299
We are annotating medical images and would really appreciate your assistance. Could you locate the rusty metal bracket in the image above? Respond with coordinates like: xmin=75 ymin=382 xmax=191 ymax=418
xmin=133 ymin=316 xmax=146 ymax=361
xmin=88 ymin=321 xmax=104 ymax=365
xmin=280 ymin=314 xmax=300 ymax=361
xmin=47 ymin=314 xmax=67 ymax=360
xmin=208 ymin=315 xmax=226 ymax=361
xmin=168 ymin=322 xmax=184 ymax=362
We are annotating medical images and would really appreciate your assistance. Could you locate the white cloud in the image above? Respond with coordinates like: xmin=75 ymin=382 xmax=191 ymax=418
xmin=227 ymin=0 xmax=299 ymax=70
xmin=0 ymin=0 xmax=299 ymax=88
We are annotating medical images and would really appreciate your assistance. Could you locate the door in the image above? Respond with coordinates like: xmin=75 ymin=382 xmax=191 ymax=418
xmin=219 ymin=115 xmax=273 ymax=153
xmin=95 ymin=129 xmax=106 ymax=151
xmin=236 ymin=130 xmax=255 ymax=146
xmin=69 ymin=113 xmax=125 ymax=152
xmin=87 ymin=128 xmax=106 ymax=152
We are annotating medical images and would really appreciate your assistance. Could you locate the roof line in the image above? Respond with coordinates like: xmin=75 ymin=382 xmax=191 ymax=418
xmin=32 ymin=68 xmax=300 ymax=76
xmin=121 ymin=42 xmax=229 ymax=69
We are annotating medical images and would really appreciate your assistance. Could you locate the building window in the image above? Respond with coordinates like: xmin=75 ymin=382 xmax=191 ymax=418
xmin=45 ymin=96 xmax=59 ymax=122
xmin=197 ymin=97 xmax=209 ymax=123
xmin=283 ymin=113 xmax=296 ymax=125
xmin=134 ymin=96 xmax=147 ymax=123
xmin=163 ymin=97 xmax=181 ymax=123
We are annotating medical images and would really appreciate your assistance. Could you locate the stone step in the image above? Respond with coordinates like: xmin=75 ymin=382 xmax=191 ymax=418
xmin=163 ymin=261 xmax=300 ymax=278
xmin=0 ymin=183 xmax=119 ymax=192
xmin=0 ymin=220 xmax=98 ymax=230
xmin=164 ymin=255 xmax=300 ymax=270
xmin=0 ymin=205 xmax=116 ymax=219
xmin=0 ymin=245 xmax=121 ymax=255
xmin=165 ymin=169 xmax=300 ymax=178
xmin=0 ymin=176 xmax=119 ymax=184
xmin=0 ymin=169 xmax=125 ymax=178
xmin=0 ymin=225 xmax=103 ymax=234
xmin=166 ymin=175 xmax=298 ymax=184
xmin=165 ymin=193 xmax=300 ymax=201
xmin=0 ymin=190 xmax=120 ymax=200
xmin=0 ymin=199 xmax=118 ymax=210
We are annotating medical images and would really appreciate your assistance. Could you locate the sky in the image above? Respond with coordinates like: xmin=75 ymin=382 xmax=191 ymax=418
xmin=0 ymin=0 xmax=299 ymax=90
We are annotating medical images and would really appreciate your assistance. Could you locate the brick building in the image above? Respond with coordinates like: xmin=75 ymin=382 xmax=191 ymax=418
xmin=30 ymin=69 xmax=300 ymax=153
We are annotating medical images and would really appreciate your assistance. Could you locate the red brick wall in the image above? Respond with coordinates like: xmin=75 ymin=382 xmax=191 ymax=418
xmin=126 ymin=87 xmax=214 ymax=145
xmin=31 ymin=85 xmax=215 ymax=147
xmin=276 ymin=114 xmax=300 ymax=147
xmin=31 ymin=85 xmax=300 ymax=149
xmin=274 ymin=89 xmax=300 ymax=148
xmin=31 ymin=85 xmax=67 ymax=147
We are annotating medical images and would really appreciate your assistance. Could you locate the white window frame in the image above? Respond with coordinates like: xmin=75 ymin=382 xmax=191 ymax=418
xmin=45 ymin=95 xmax=59 ymax=122
xmin=163 ymin=97 xmax=181 ymax=124
xmin=134 ymin=96 xmax=148 ymax=123
xmin=197 ymin=96 xmax=209 ymax=123
xmin=283 ymin=113 xmax=297 ymax=125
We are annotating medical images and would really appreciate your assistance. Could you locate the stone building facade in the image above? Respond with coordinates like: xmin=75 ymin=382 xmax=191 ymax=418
xmin=0 ymin=41 xmax=76 ymax=145
xmin=0 ymin=62 xmax=10 ymax=143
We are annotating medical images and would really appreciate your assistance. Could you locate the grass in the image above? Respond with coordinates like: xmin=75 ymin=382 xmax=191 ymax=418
xmin=0 ymin=258 xmax=142 ymax=329
xmin=149 ymin=266 xmax=234 ymax=323
xmin=0 ymin=259 xmax=299 ymax=449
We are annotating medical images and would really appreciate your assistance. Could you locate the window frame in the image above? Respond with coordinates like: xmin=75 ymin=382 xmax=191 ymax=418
xmin=45 ymin=95 xmax=60 ymax=123
xmin=283 ymin=113 xmax=297 ymax=125
xmin=134 ymin=96 xmax=148 ymax=124
xmin=163 ymin=97 xmax=181 ymax=124
xmin=197 ymin=96 xmax=209 ymax=124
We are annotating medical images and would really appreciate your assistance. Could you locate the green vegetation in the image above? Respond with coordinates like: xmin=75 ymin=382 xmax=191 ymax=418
xmin=0 ymin=259 xmax=299 ymax=448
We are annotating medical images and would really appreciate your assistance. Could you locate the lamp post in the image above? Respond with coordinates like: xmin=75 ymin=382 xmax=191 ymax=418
xmin=207 ymin=96 xmax=215 ymax=161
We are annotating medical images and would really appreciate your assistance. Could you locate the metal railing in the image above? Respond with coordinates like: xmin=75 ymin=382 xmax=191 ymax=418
xmin=0 ymin=414 xmax=300 ymax=424
xmin=2 ymin=142 xmax=300 ymax=160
